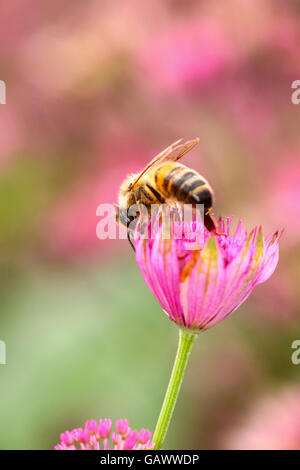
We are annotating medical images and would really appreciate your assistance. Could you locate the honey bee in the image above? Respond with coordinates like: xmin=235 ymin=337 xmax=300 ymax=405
xmin=116 ymin=138 xmax=219 ymax=249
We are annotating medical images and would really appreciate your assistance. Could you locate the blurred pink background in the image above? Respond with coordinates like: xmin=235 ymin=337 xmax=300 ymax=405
xmin=0 ymin=0 xmax=299 ymax=449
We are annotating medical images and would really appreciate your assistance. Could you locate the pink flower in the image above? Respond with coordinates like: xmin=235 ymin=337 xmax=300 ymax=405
xmin=224 ymin=387 xmax=300 ymax=450
xmin=115 ymin=419 xmax=129 ymax=435
xmin=134 ymin=217 xmax=281 ymax=331
xmin=55 ymin=418 xmax=154 ymax=450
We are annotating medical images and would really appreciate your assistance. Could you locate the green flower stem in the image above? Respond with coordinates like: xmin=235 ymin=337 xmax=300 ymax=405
xmin=153 ymin=328 xmax=197 ymax=450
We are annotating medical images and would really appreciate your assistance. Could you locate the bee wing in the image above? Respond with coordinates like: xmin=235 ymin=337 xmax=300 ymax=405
xmin=131 ymin=137 xmax=200 ymax=188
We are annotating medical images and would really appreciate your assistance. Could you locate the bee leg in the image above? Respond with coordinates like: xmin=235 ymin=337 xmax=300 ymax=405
xmin=204 ymin=210 xmax=227 ymax=236
xmin=135 ymin=186 xmax=143 ymax=211
xmin=127 ymin=230 xmax=135 ymax=252
xmin=126 ymin=210 xmax=138 ymax=252
xmin=115 ymin=205 xmax=131 ymax=227
xmin=136 ymin=186 xmax=141 ymax=203
xmin=115 ymin=205 xmax=136 ymax=252
xmin=135 ymin=186 xmax=150 ymax=228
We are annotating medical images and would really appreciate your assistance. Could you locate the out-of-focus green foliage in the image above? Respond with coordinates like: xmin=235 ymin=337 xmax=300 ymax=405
xmin=1 ymin=257 xmax=299 ymax=449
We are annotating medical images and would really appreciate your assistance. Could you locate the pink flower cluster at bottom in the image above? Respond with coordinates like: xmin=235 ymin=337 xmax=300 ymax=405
xmin=55 ymin=418 xmax=154 ymax=450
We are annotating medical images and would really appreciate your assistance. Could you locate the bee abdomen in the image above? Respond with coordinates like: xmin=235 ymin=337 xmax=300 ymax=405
xmin=170 ymin=169 xmax=213 ymax=208
xmin=155 ymin=163 xmax=213 ymax=209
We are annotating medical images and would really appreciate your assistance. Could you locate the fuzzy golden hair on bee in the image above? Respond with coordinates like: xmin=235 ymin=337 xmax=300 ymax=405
xmin=118 ymin=173 xmax=138 ymax=197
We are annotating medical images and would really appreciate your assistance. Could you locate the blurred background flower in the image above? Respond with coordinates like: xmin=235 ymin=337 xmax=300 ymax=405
xmin=223 ymin=386 xmax=300 ymax=450
xmin=0 ymin=0 xmax=299 ymax=449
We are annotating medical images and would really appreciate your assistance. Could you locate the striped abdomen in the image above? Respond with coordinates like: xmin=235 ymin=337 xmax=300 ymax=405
xmin=154 ymin=162 xmax=214 ymax=208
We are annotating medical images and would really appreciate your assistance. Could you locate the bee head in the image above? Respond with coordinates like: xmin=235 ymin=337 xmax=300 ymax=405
xmin=119 ymin=174 xmax=139 ymax=197
xmin=118 ymin=173 xmax=140 ymax=211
